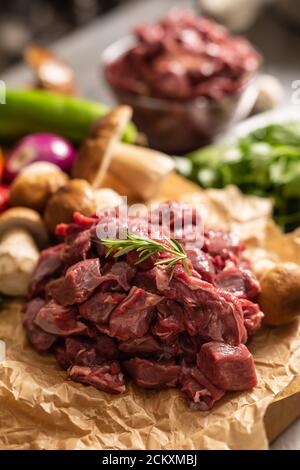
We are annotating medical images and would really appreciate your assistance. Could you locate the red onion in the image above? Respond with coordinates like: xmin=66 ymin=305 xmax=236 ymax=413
xmin=5 ymin=133 xmax=76 ymax=182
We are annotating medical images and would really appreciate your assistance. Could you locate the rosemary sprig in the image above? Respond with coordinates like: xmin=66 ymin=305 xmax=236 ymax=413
xmin=101 ymin=232 xmax=190 ymax=276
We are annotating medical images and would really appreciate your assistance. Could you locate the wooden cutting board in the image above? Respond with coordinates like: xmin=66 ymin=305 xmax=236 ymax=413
xmin=158 ymin=172 xmax=300 ymax=443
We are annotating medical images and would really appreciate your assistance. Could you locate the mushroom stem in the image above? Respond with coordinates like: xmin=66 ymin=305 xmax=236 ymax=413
xmin=109 ymin=142 xmax=175 ymax=199
xmin=71 ymin=106 xmax=174 ymax=199
xmin=0 ymin=227 xmax=39 ymax=296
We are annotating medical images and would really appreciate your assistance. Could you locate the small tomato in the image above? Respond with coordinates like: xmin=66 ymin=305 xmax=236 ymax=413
xmin=0 ymin=185 xmax=9 ymax=213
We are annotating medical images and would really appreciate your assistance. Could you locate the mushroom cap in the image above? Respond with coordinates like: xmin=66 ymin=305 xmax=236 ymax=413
xmin=0 ymin=227 xmax=40 ymax=296
xmin=0 ymin=207 xmax=49 ymax=248
xmin=259 ymin=262 xmax=300 ymax=326
xmin=94 ymin=188 xmax=122 ymax=213
xmin=72 ymin=105 xmax=132 ymax=188
xmin=110 ymin=142 xmax=175 ymax=200
xmin=25 ymin=46 xmax=77 ymax=95
xmin=44 ymin=179 xmax=96 ymax=234
xmin=10 ymin=162 xmax=69 ymax=212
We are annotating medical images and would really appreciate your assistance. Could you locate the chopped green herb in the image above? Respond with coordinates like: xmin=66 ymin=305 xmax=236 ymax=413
xmin=177 ymin=122 xmax=300 ymax=232
xmin=101 ymin=232 xmax=190 ymax=276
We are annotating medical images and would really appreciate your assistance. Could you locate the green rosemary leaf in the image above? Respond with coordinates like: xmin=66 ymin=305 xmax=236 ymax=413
xmin=167 ymin=238 xmax=181 ymax=251
xmin=105 ymin=245 xmax=117 ymax=257
xmin=154 ymin=257 xmax=178 ymax=266
xmin=100 ymin=232 xmax=190 ymax=275
xmin=170 ymin=238 xmax=185 ymax=255
xmin=182 ymin=258 xmax=191 ymax=275
xmin=114 ymin=245 xmax=137 ymax=257
xmin=135 ymin=252 xmax=156 ymax=264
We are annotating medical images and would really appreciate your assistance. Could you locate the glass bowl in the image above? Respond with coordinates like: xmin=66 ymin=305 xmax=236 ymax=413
xmin=102 ymin=36 xmax=259 ymax=155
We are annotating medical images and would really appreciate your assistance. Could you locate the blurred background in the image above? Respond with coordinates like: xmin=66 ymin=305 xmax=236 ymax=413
xmin=0 ymin=0 xmax=131 ymax=72
xmin=0 ymin=0 xmax=299 ymax=73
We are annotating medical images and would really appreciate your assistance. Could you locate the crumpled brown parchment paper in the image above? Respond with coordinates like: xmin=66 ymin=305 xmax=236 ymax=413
xmin=1 ymin=182 xmax=300 ymax=450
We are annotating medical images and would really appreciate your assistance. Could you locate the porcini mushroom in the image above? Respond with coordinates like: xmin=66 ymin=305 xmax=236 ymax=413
xmin=10 ymin=162 xmax=69 ymax=212
xmin=258 ymin=262 xmax=300 ymax=326
xmin=72 ymin=106 xmax=175 ymax=199
xmin=44 ymin=179 xmax=96 ymax=233
xmin=0 ymin=207 xmax=49 ymax=296
xmin=94 ymin=188 xmax=123 ymax=212
xmin=72 ymin=106 xmax=132 ymax=188
xmin=110 ymin=143 xmax=175 ymax=200
xmin=24 ymin=46 xmax=77 ymax=95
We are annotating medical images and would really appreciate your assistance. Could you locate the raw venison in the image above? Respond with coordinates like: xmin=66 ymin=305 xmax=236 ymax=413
xmin=109 ymin=287 xmax=162 ymax=341
xmin=62 ymin=230 xmax=91 ymax=266
xmin=160 ymin=269 xmax=247 ymax=345
xmin=186 ymin=248 xmax=215 ymax=283
xmin=68 ymin=362 xmax=126 ymax=393
xmin=204 ymin=230 xmax=243 ymax=258
xmin=64 ymin=335 xmax=118 ymax=366
xmin=97 ymin=262 xmax=136 ymax=292
xmin=119 ymin=335 xmax=163 ymax=355
xmin=120 ymin=334 xmax=179 ymax=359
xmin=24 ymin=201 xmax=263 ymax=409
xmin=197 ymin=341 xmax=257 ymax=391
xmin=65 ymin=336 xmax=98 ymax=366
xmin=23 ymin=298 xmax=57 ymax=353
xmin=214 ymin=265 xmax=260 ymax=299
xmin=54 ymin=342 xmax=71 ymax=370
xmin=133 ymin=268 xmax=160 ymax=293
xmin=124 ymin=357 xmax=180 ymax=388
xmin=34 ymin=300 xmax=90 ymax=336
xmin=79 ymin=291 xmax=126 ymax=325
xmin=178 ymin=333 xmax=203 ymax=363
xmin=48 ymin=259 xmax=102 ymax=306
xmin=29 ymin=244 xmax=65 ymax=296
xmin=180 ymin=363 xmax=225 ymax=411
xmin=240 ymin=299 xmax=264 ymax=336
xmin=153 ymin=300 xmax=185 ymax=344
xmin=105 ymin=11 xmax=260 ymax=102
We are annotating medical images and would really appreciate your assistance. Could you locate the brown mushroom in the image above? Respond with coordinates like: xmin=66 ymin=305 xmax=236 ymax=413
xmin=0 ymin=207 xmax=49 ymax=296
xmin=110 ymin=142 xmax=175 ymax=200
xmin=72 ymin=106 xmax=175 ymax=199
xmin=101 ymin=173 xmax=138 ymax=204
xmin=24 ymin=46 xmax=77 ymax=95
xmin=44 ymin=179 xmax=96 ymax=233
xmin=94 ymin=188 xmax=122 ymax=212
xmin=258 ymin=262 xmax=300 ymax=326
xmin=10 ymin=162 xmax=69 ymax=212
xmin=0 ymin=340 xmax=5 ymax=362
xmin=72 ymin=106 xmax=132 ymax=188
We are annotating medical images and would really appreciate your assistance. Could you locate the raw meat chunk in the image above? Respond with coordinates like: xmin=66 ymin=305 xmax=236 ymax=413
xmin=23 ymin=298 xmax=57 ymax=353
xmin=34 ymin=300 xmax=90 ymax=336
xmin=124 ymin=357 xmax=180 ymax=388
xmin=109 ymin=287 xmax=162 ymax=341
xmin=68 ymin=362 xmax=125 ymax=393
xmin=48 ymin=259 xmax=102 ymax=305
xmin=79 ymin=291 xmax=126 ymax=325
xmin=197 ymin=341 xmax=257 ymax=391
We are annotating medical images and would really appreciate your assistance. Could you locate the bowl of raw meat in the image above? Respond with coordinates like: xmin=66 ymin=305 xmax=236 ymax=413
xmin=24 ymin=201 xmax=263 ymax=411
xmin=103 ymin=10 xmax=261 ymax=154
